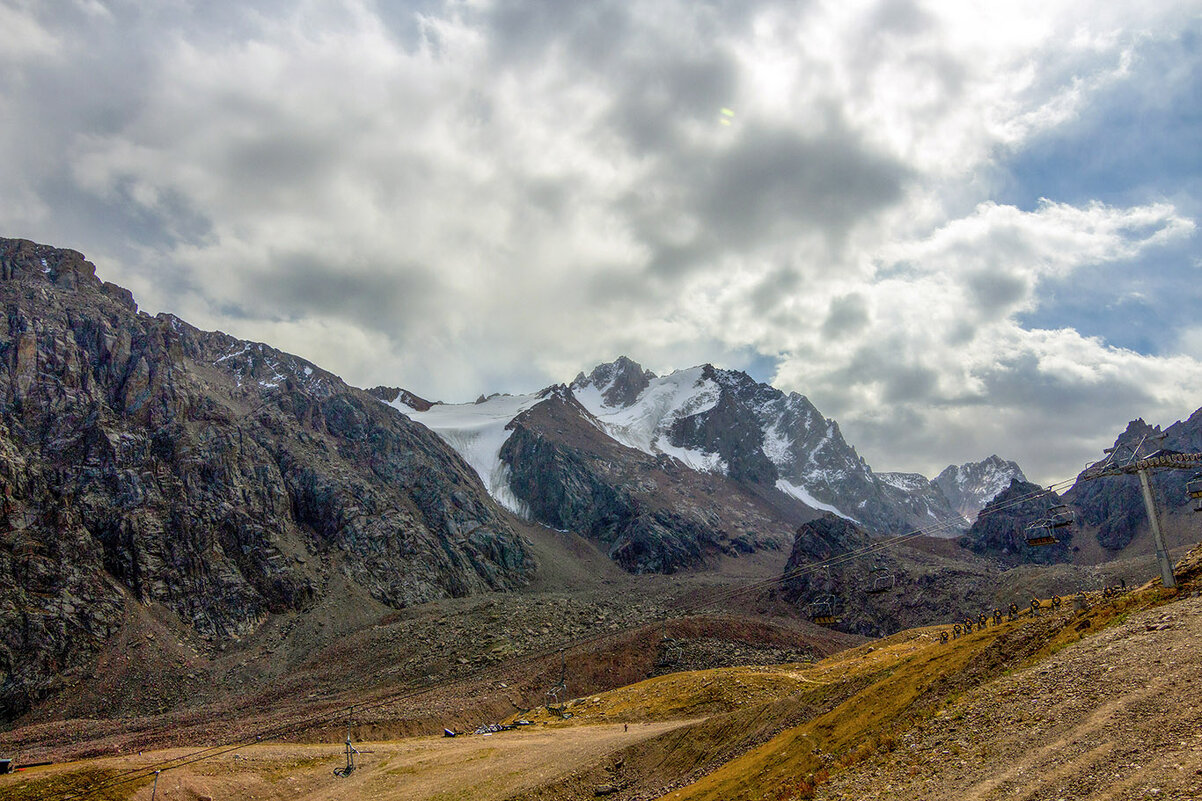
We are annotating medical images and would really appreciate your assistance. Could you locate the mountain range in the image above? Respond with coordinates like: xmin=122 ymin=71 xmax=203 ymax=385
xmin=3 ymin=234 xmax=1199 ymax=730
xmin=378 ymin=357 xmax=1025 ymax=572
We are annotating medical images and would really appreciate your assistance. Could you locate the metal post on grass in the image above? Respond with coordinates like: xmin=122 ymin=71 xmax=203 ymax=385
xmin=151 ymin=770 xmax=160 ymax=800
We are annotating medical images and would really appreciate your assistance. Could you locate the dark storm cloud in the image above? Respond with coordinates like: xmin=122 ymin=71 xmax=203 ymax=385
xmin=862 ymin=0 xmax=935 ymax=38
xmin=972 ymin=353 xmax=1155 ymax=416
xmin=826 ymin=342 xmax=939 ymax=404
xmin=485 ymin=0 xmax=633 ymax=68
xmin=963 ymin=269 xmax=1029 ymax=318
xmin=620 ymin=120 xmax=912 ymax=282
xmin=690 ymin=122 xmax=910 ymax=249
xmin=744 ymin=264 xmax=805 ymax=317
xmin=605 ymin=53 xmax=741 ymax=154
xmin=240 ymin=251 xmax=434 ymax=337
xmin=821 ymin=293 xmax=869 ymax=340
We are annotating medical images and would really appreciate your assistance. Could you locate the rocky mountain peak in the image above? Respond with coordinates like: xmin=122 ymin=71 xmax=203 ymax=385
xmin=933 ymin=455 xmax=1026 ymax=523
xmin=0 ymin=236 xmax=535 ymax=719
xmin=367 ymin=385 xmax=435 ymax=412
xmin=1107 ymin=418 xmax=1165 ymax=457
xmin=571 ymin=356 xmax=656 ymax=408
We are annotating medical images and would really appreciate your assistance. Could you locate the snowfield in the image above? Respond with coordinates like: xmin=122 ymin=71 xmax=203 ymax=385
xmin=392 ymin=392 xmax=543 ymax=514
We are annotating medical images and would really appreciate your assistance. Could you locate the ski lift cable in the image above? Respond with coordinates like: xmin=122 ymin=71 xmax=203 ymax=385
xmin=55 ymin=474 xmax=1080 ymax=799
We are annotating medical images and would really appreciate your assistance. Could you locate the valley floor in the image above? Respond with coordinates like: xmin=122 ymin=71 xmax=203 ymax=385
xmin=0 ymin=721 xmax=694 ymax=801
xmin=6 ymin=549 xmax=1202 ymax=801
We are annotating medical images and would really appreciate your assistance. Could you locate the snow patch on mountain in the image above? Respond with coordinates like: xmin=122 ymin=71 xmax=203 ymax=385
xmin=775 ymin=479 xmax=859 ymax=523
xmin=573 ymin=365 xmax=727 ymax=474
xmin=393 ymin=392 xmax=542 ymax=514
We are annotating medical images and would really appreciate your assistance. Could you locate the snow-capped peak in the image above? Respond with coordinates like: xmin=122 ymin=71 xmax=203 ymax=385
xmin=573 ymin=364 xmax=728 ymax=474
xmin=933 ymin=455 xmax=1027 ymax=522
xmin=570 ymin=356 xmax=656 ymax=409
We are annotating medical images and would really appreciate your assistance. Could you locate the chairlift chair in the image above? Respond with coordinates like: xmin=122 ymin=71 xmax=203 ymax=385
xmin=1024 ymin=518 xmax=1059 ymax=547
xmin=1187 ymin=475 xmax=1202 ymax=512
xmin=808 ymin=595 xmax=840 ymax=626
xmin=1046 ymin=504 xmax=1076 ymax=530
xmin=865 ymin=565 xmax=895 ymax=595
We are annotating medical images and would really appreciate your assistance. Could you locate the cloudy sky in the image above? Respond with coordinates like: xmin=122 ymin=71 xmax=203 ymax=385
xmin=3 ymin=0 xmax=1200 ymax=483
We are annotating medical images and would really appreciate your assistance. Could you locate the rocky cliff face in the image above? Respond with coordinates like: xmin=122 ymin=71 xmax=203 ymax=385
xmin=961 ymin=478 xmax=1072 ymax=564
xmin=0 ymin=237 xmax=533 ymax=720
xmin=777 ymin=513 xmax=998 ymax=636
xmin=497 ymin=388 xmax=805 ymax=572
xmin=877 ymin=471 xmax=967 ymax=537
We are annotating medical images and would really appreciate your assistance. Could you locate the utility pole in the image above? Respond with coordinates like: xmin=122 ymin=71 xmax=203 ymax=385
xmin=1136 ymin=466 xmax=1176 ymax=589
xmin=1084 ymin=440 xmax=1201 ymax=591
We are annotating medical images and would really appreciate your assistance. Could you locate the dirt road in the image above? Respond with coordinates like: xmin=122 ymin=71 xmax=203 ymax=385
xmin=1 ymin=720 xmax=692 ymax=801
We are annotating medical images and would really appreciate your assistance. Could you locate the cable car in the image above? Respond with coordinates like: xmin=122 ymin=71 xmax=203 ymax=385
xmin=1024 ymin=518 xmax=1058 ymax=547
xmin=865 ymin=565 xmax=895 ymax=594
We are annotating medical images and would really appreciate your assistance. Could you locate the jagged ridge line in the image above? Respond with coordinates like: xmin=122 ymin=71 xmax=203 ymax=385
xmin=54 ymin=475 xmax=1079 ymax=800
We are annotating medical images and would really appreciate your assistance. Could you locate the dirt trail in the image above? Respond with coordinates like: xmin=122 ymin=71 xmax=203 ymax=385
xmin=0 ymin=721 xmax=692 ymax=801
xmin=817 ymin=593 xmax=1202 ymax=801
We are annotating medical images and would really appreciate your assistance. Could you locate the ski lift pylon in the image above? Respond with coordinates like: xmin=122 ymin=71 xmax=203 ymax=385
xmin=545 ymin=650 xmax=569 ymax=718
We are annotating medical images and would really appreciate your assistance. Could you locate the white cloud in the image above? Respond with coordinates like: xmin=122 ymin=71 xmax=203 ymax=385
xmin=0 ymin=2 xmax=60 ymax=63
xmin=2 ymin=0 xmax=1199 ymax=483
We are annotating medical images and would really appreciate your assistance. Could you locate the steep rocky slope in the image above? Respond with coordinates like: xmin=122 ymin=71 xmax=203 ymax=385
xmin=876 ymin=471 xmax=966 ymax=536
xmin=1064 ymin=413 xmax=1202 ymax=551
xmin=777 ymin=513 xmax=1002 ymax=636
xmin=0 ymin=237 xmax=534 ymax=720
xmin=498 ymin=388 xmax=808 ymax=572
xmin=571 ymin=360 xmax=910 ymax=533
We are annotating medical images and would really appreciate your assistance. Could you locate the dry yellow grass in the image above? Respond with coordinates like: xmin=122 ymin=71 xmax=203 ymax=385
xmin=8 ymin=589 xmax=1182 ymax=801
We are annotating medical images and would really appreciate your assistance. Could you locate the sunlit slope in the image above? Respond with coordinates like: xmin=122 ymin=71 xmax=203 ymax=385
xmin=665 ymin=587 xmax=1187 ymax=801
xmin=509 ymin=579 xmax=1194 ymax=801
